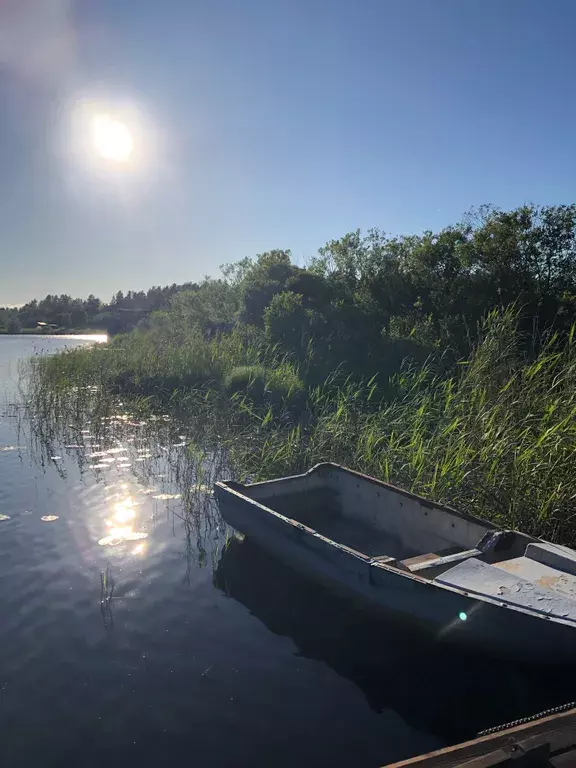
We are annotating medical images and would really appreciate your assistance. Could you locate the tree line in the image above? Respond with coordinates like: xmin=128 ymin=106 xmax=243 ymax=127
xmin=0 ymin=283 xmax=196 ymax=334
xmin=5 ymin=204 xmax=576 ymax=371
xmin=141 ymin=203 xmax=576 ymax=386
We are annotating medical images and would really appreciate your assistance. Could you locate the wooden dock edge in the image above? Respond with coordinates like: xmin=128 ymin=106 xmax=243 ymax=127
xmin=384 ymin=707 xmax=576 ymax=767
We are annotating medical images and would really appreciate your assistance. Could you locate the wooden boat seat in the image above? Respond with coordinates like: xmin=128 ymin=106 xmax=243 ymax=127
xmin=400 ymin=547 xmax=481 ymax=574
xmin=399 ymin=530 xmax=516 ymax=575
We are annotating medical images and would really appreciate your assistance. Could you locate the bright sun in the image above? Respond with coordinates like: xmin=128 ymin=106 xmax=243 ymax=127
xmin=91 ymin=114 xmax=134 ymax=162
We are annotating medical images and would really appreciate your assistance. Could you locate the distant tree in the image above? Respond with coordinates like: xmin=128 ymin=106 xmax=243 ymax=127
xmin=112 ymin=291 xmax=125 ymax=308
xmin=84 ymin=295 xmax=101 ymax=316
xmin=6 ymin=315 xmax=21 ymax=334
xmin=70 ymin=308 xmax=88 ymax=328
xmin=168 ymin=279 xmax=240 ymax=335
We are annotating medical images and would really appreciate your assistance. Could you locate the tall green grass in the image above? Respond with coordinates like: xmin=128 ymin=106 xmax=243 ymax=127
xmin=25 ymin=307 xmax=576 ymax=544
xmin=234 ymin=308 xmax=576 ymax=542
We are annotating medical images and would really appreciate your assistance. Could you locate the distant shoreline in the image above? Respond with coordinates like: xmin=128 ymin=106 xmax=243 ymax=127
xmin=0 ymin=328 xmax=107 ymax=336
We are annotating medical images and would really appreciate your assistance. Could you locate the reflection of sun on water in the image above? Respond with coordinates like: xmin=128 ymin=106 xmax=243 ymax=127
xmin=98 ymin=495 xmax=148 ymax=548
xmin=108 ymin=525 xmax=134 ymax=539
xmin=113 ymin=498 xmax=136 ymax=523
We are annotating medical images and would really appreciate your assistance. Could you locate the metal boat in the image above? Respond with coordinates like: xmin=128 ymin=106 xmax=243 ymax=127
xmin=215 ymin=462 xmax=576 ymax=660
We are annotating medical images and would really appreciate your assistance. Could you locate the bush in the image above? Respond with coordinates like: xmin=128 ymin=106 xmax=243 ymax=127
xmin=266 ymin=362 xmax=306 ymax=407
xmin=264 ymin=292 xmax=310 ymax=352
xmin=224 ymin=365 xmax=268 ymax=401
xmin=224 ymin=362 xmax=306 ymax=409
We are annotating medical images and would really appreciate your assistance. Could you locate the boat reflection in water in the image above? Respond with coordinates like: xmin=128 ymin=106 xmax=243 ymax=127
xmin=214 ymin=536 xmax=576 ymax=746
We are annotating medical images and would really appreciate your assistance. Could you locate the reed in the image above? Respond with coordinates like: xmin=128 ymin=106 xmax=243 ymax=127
xmin=24 ymin=307 xmax=576 ymax=544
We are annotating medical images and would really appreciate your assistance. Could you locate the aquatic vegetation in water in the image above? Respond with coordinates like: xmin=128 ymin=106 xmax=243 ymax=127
xmin=41 ymin=515 xmax=59 ymax=522
xmin=191 ymin=484 xmax=213 ymax=495
xmin=98 ymin=530 xmax=148 ymax=546
xmin=100 ymin=562 xmax=115 ymax=604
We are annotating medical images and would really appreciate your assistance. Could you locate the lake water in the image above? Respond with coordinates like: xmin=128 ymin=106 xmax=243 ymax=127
xmin=1 ymin=335 xmax=575 ymax=768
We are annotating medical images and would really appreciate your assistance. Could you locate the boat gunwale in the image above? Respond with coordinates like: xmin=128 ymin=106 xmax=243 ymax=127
xmin=215 ymin=463 xmax=576 ymax=629
xmin=234 ymin=462 xmax=500 ymax=531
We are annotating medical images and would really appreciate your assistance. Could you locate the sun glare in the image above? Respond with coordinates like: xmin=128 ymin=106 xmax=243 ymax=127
xmin=69 ymin=97 xmax=153 ymax=181
xmin=91 ymin=114 xmax=133 ymax=162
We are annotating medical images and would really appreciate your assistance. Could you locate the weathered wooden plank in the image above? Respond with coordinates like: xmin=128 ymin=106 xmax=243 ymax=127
xmin=384 ymin=708 xmax=576 ymax=768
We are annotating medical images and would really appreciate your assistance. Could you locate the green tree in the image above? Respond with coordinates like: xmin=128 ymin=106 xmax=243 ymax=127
xmin=84 ymin=295 xmax=101 ymax=316
xmin=264 ymin=292 xmax=311 ymax=353
xmin=70 ymin=308 xmax=88 ymax=328
xmin=6 ymin=315 xmax=21 ymax=334
xmin=239 ymin=250 xmax=299 ymax=326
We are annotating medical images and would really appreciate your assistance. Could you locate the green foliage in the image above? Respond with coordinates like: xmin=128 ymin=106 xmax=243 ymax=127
xmin=70 ymin=308 xmax=88 ymax=328
xmin=266 ymin=362 xmax=306 ymax=406
xmin=238 ymin=250 xmax=300 ymax=326
xmin=23 ymin=201 xmax=576 ymax=544
xmin=230 ymin=308 xmax=576 ymax=543
xmin=224 ymin=365 xmax=268 ymax=400
xmin=224 ymin=362 xmax=305 ymax=408
xmin=6 ymin=315 xmax=21 ymax=334
xmin=264 ymin=292 xmax=310 ymax=351
xmin=28 ymin=305 xmax=576 ymax=544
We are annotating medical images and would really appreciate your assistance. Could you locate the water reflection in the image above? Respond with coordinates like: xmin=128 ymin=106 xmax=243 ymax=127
xmin=21 ymin=394 xmax=229 ymax=575
xmin=215 ymin=536 xmax=576 ymax=743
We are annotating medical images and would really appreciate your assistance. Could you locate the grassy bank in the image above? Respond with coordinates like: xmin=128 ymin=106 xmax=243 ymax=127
xmin=26 ymin=306 xmax=576 ymax=544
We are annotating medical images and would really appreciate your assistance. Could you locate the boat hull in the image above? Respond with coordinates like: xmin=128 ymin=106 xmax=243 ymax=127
xmin=215 ymin=478 xmax=576 ymax=662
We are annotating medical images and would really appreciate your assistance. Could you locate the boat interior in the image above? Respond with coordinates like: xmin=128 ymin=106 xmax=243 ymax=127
xmin=241 ymin=464 xmax=576 ymax=619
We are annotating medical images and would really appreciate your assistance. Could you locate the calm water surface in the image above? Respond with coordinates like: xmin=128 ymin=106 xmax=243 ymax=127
xmin=0 ymin=335 xmax=574 ymax=768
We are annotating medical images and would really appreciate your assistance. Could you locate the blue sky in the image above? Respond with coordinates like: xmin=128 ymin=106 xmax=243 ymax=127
xmin=0 ymin=0 xmax=574 ymax=305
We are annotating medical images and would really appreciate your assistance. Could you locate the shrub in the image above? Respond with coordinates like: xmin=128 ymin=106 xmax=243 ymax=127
xmin=224 ymin=365 xmax=268 ymax=401
xmin=266 ymin=362 xmax=306 ymax=407
xmin=264 ymin=292 xmax=310 ymax=352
